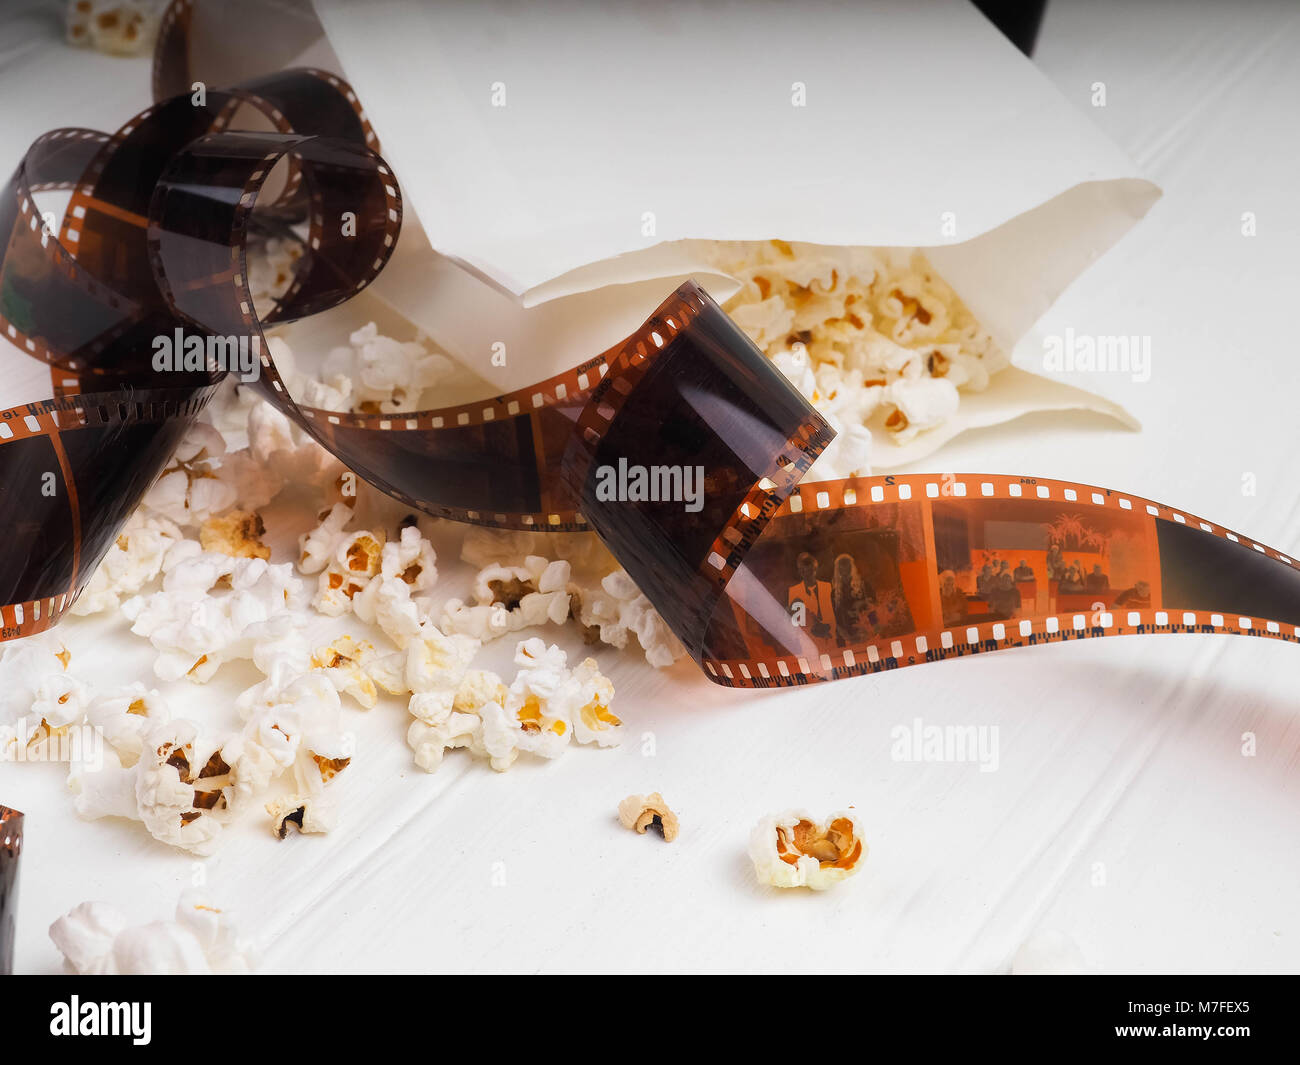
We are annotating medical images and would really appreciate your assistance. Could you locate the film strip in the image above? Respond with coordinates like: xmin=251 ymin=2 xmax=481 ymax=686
xmin=1 ymin=0 xmax=1297 ymax=693
xmin=0 ymin=806 xmax=20 ymax=975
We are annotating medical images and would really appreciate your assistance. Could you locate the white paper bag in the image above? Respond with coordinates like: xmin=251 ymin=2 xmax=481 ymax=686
xmin=310 ymin=0 xmax=1161 ymax=466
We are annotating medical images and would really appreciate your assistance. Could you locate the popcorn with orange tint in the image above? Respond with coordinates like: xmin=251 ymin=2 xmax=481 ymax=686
xmin=199 ymin=509 xmax=271 ymax=560
xmin=65 ymin=0 xmax=162 ymax=57
xmin=380 ymin=525 xmax=438 ymax=593
xmin=480 ymin=638 xmax=576 ymax=761
xmin=748 ymin=810 xmax=867 ymax=891
xmin=313 ymin=528 xmax=386 ymax=616
xmin=569 ymin=657 xmax=621 ymax=747
xmin=126 ymin=719 xmax=235 ymax=856
xmin=703 ymin=241 xmax=1004 ymax=452
xmin=311 ymin=635 xmax=382 ymax=709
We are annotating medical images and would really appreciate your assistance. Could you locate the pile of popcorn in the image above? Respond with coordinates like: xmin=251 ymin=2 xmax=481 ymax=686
xmin=701 ymin=240 xmax=1008 ymax=475
xmin=0 ymin=317 xmax=692 ymax=860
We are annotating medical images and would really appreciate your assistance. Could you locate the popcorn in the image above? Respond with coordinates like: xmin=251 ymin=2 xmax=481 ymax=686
xmin=406 ymin=707 xmax=484 ymax=772
xmin=50 ymin=892 xmax=253 ymax=975
xmin=703 ymin=240 xmax=1006 ymax=453
xmin=122 ymin=549 xmax=306 ymax=682
xmin=237 ymin=395 xmax=343 ymax=494
xmin=881 ymin=374 xmax=961 ymax=444
xmin=321 ymin=322 xmax=455 ymax=414
xmin=134 ymin=719 xmax=235 ymax=855
xmin=247 ymin=614 xmax=313 ymax=678
xmin=441 ymin=555 xmax=570 ymax=642
xmin=85 ymin=683 xmax=170 ymax=765
xmin=71 ymin=509 xmax=183 ymax=616
xmin=233 ymin=669 xmax=349 ymax=798
xmin=484 ymin=638 xmax=576 ymax=761
xmin=403 ymin=621 xmax=480 ymax=705
xmin=352 ymin=575 xmax=427 ymax=649
xmin=381 ymin=524 xmax=439 ymax=592
xmin=617 ymin=793 xmax=678 ymax=841
xmin=141 ymin=422 xmax=236 ymax=528
xmin=212 ymin=373 xmax=345 ymax=512
xmin=874 ymin=272 xmax=950 ymax=345
xmin=47 ymin=900 xmax=125 ymax=975
xmin=299 ymin=503 xmax=355 ymax=574
xmin=247 ymin=237 xmax=304 ymax=308
xmin=0 ymin=631 xmax=90 ymax=734
xmin=313 ymin=528 xmax=386 ymax=616
xmin=748 ymin=810 xmax=867 ymax=891
xmin=199 ymin=510 xmax=271 ymax=560
xmin=310 ymin=635 xmax=382 ymax=709
xmin=67 ymin=747 xmax=139 ymax=824
xmin=403 ymin=638 xmax=619 ymax=774
xmin=805 ymin=409 xmax=873 ymax=482
xmin=266 ymin=793 xmax=338 ymax=838
xmin=569 ymin=657 xmax=621 ymax=747
xmin=569 ymin=568 xmax=685 ymax=669
xmin=66 ymin=0 xmax=162 ymax=56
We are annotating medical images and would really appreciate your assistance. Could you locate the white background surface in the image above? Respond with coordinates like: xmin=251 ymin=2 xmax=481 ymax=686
xmin=3 ymin=0 xmax=1299 ymax=974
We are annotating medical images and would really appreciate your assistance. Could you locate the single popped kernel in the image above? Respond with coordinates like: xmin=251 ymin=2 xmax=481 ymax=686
xmin=570 ymin=657 xmax=621 ymax=747
xmin=441 ymin=555 xmax=570 ymax=642
xmin=298 ymin=503 xmax=354 ymax=574
xmin=617 ymin=793 xmax=678 ymax=841
xmin=310 ymin=635 xmax=381 ymax=709
xmin=266 ymin=793 xmax=338 ymax=839
xmin=496 ymin=638 xmax=575 ymax=760
xmin=380 ymin=524 xmax=438 ymax=592
xmin=748 ymin=810 xmax=866 ymax=890
xmin=199 ymin=509 xmax=271 ymax=560
xmin=313 ymin=528 xmax=386 ymax=616
xmin=84 ymin=683 xmax=170 ymax=766
xmin=133 ymin=720 xmax=235 ymax=856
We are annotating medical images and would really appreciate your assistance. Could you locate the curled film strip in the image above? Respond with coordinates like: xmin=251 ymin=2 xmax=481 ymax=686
xmin=1 ymin=0 xmax=1298 ymax=693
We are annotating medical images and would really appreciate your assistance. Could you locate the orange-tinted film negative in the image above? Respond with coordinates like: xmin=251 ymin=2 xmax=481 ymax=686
xmin=1 ymin=0 xmax=1297 ymax=691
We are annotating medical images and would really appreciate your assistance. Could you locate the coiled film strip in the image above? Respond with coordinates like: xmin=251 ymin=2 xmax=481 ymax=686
xmin=2 ymin=0 xmax=1297 ymax=690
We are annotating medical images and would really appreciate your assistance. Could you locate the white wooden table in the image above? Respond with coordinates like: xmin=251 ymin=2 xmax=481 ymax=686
xmin=2 ymin=0 xmax=1298 ymax=973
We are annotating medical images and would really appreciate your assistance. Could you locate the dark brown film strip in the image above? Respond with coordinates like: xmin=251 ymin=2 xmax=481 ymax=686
xmin=1 ymin=0 xmax=1297 ymax=691
xmin=0 ymin=806 xmax=21 ymax=975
